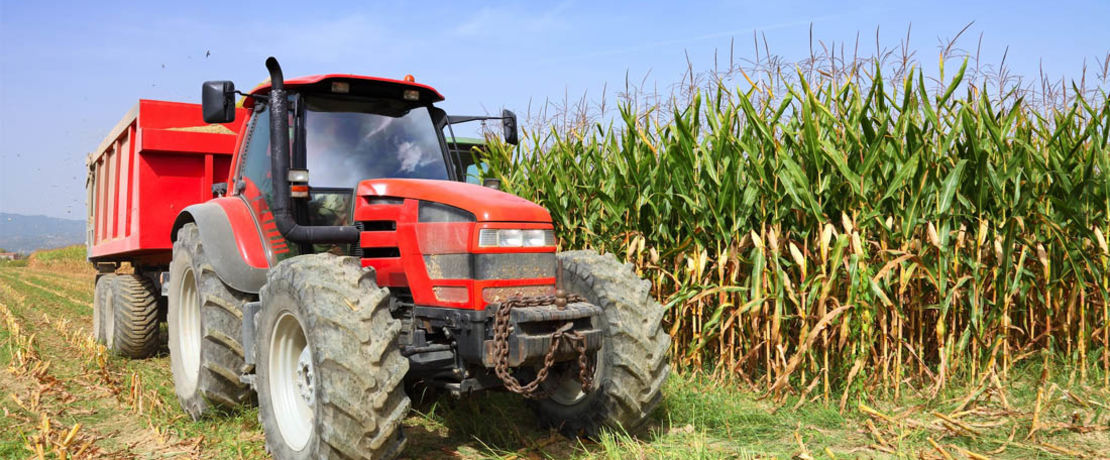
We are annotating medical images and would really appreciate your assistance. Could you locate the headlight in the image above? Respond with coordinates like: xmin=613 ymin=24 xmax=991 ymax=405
xmin=523 ymin=229 xmax=547 ymax=247
xmin=478 ymin=229 xmax=556 ymax=247
xmin=499 ymin=229 xmax=523 ymax=247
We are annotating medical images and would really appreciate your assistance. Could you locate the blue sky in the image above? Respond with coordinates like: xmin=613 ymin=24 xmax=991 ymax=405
xmin=1 ymin=0 xmax=1107 ymax=219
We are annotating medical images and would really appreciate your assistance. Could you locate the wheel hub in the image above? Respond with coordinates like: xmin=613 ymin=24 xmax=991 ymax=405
xmin=295 ymin=347 xmax=315 ymax=408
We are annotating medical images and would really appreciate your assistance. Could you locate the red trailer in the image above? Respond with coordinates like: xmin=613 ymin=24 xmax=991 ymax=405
xmin=86 ymin=99 xmax=246 ymax=266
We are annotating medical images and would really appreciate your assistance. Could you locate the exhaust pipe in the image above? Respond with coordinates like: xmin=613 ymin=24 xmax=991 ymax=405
xmin=265 ymin=57 xmax=360 ymax=245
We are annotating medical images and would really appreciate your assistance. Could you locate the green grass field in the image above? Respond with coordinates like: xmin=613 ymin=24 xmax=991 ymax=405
xmin=27 ymin=245 xmax=85 ymax=263
xmin=0 ymin=258 xmax=28 ymax=268
xmin=1 ymin=246 xmax=1108 ymax=458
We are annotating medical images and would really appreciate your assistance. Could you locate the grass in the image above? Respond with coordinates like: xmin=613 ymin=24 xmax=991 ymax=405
xmin=0 ymin=259 xmax=28 ymax=268
xmin=30 ymin=246 xmax=85 ymax=263
xmin=27 ymin=245 xmax=93 ymax=275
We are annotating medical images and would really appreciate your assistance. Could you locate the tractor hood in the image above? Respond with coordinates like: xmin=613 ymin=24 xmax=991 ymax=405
xmin=355 ymin=179 xmax=551 ymax=223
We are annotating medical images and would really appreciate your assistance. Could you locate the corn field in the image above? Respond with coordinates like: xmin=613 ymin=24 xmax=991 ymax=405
xmin=482 ymin=59 xmax=1110 ymax=399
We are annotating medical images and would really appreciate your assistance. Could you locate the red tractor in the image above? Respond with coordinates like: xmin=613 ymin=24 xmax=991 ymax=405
xmin=87 ymin=57 xmax=669 ymax=459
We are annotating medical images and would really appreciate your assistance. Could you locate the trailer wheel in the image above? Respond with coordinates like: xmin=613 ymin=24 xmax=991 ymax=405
xmin=256 ymin=253 xmax=409 ymax=460
xmin=92 ymin=274 xmax=116 ymax=345
xmin=169 ymin=223 xmax=253 ymax=419
xmin=106 ymin=274 xmax=160 ymax=358
xmin=531 ymin=251 xmax=670 ymax=438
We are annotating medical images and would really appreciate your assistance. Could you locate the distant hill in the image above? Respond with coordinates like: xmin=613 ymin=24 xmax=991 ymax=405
xmin=0 ymin=213 xmax=85 ymax=254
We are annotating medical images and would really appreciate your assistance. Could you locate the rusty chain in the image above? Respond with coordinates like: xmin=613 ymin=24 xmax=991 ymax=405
xmin=492 ymin=290 xmax=594 ymax=398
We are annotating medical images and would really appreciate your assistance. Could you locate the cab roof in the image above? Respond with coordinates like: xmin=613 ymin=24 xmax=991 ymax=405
xmin=244 ymin=74 xmax=444 ymax=109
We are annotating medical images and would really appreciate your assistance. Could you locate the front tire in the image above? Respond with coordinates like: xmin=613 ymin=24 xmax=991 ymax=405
xmin=168 ymin=223 xmax=253 ymax=419
xmin=256 ymin=253 xmax=410 ymax=460
xmin=532 ymin=251 xmax=671 ymax=437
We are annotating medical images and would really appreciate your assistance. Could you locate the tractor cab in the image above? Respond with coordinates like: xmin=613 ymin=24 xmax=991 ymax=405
xmin=223 ymin=74 xmax=506 ymax=230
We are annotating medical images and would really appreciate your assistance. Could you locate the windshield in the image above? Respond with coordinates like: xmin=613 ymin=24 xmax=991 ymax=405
xmin=304 ymin=96 xmax=449 ymax=188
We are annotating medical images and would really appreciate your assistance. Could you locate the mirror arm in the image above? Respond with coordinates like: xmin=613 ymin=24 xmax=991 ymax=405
xmin=446 ymin=115 xmax=509 ymax=125
xmin=235 ymin=90 xmax=266 ymax=101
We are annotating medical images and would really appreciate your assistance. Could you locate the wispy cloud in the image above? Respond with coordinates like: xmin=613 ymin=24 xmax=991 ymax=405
xmin=241 ymin=15 xmax=394 ymax=64
xmin=452 ymin=1 xmax=574 ymax=38
xmin=529 ymin=13 xmax=849 ymax=67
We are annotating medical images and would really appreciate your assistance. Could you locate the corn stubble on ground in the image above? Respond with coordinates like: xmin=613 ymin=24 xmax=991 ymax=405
xmin=1 ymin=254 xmax=1107 ymax=460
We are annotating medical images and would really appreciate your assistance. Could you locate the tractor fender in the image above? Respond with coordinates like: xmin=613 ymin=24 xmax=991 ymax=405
xmin=171 ymin=198 xmax=270 ymax=293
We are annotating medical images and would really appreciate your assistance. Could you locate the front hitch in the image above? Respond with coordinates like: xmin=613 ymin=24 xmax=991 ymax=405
xmin=483 ymin=299 xmax=604 ymax=367
xmin=485 ymin=292 xmax=604 ymax=397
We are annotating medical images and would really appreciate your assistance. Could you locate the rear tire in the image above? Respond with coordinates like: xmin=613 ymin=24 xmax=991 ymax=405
xmin=531 ymin=251 xmax=670 ymax=438
xmin=169 ymin=223 xmax=253 ymax=419
xmin=108 ymin=274 xmax=160 ymax=358
xmin=256 ymin=253 xmax=409 ymax=460
xmin=92 ymin=274 xmax=116 ymax=345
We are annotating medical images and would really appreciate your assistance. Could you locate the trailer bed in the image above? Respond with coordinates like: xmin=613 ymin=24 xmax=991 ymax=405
xmin=86 ymin=99 xmax=246 ymax=265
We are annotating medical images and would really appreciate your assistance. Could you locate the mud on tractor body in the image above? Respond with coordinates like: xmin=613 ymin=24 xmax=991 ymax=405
xmin=86 ymin=57 xmax=669 ymax=459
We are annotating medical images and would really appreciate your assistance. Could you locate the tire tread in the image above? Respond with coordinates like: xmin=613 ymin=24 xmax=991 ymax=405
xmin=110 ymin=274 xmax=160 ymax=358
xmin=170 ymin=223 xmax=253 ymax=419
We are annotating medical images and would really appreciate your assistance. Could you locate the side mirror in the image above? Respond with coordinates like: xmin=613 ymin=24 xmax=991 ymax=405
xmin=202 ymin=81 xmax=237 ymax=124
xmin=502 ymin=109 xmax=519 ymax=145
